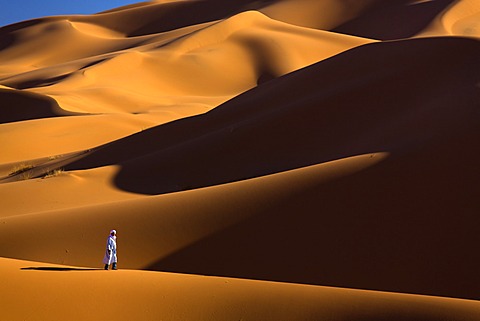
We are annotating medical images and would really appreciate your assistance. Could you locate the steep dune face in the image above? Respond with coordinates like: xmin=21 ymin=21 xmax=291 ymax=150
xmin=1 ymin=0 xmax=480 ymax=319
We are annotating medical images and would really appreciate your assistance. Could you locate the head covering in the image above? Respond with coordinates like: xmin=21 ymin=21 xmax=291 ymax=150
xmin=110 ymin=229 xmax=116 ymax=235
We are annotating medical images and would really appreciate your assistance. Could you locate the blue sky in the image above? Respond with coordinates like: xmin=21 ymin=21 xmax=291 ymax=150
xmin=0 ymin=0 xmax=143 ymax=27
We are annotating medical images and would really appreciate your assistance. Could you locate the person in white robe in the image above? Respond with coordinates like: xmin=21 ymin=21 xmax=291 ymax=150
xmin=103 ymin=229 xmax=117 ymax=270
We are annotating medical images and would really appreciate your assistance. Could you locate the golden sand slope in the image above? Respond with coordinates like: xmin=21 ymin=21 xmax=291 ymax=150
xmin=3 ymin=257 xmax=480 ymax=321
xmin=1 ymin=0 xmax=480 ymax=319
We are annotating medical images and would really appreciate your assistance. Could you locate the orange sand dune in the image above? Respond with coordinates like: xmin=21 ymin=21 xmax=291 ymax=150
xmin=1 ymin=11 xmax=373 ymax=114
xmin=1 ymin=0 xmax=480 ymax=319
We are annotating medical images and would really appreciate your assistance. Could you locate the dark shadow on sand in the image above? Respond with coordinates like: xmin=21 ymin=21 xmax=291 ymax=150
xmin=21 ymin=267 xmax=102 ymax=271
xmin=0 ymin=88 xmax=81 ymax=124
xmin=332 ymin=0 xmax=455 ymax=40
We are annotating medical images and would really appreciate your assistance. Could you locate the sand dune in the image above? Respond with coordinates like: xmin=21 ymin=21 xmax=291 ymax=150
xmin=2 ymin=11 xmax=373 ymax=115
xmin=1 ymin=37 xmax=479 ymax=299
xmin=1 ymin=0 xmax=480 ymax=319
xmin=4 ymin=257 xmax=480 ymax=321
xmin=0 ymin=87 xmax=77 ymax=123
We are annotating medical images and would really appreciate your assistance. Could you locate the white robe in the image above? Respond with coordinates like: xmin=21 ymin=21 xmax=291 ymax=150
xmin=103 ymin=235 xmax=117 ymax=265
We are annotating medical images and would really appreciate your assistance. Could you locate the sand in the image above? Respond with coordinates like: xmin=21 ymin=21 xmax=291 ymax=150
xmin=4 ymin=256 xmax=480 ymax=321
xmin=1 ymin=0 xmax=480 ymax=320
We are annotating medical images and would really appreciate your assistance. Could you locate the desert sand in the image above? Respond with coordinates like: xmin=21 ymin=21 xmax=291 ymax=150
xmin=1 ymin=0 xmax=480 ymax=320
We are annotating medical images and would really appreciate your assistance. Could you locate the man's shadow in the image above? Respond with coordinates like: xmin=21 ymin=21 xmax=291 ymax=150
xmin=21 ymin=267 xmax=102 ymax=271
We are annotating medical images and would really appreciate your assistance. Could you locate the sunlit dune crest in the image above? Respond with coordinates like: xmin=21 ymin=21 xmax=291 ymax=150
xmin=1 ymin=0 xmax=480 ymax=320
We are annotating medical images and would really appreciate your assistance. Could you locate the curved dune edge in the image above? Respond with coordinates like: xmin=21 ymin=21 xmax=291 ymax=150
xmin=0 ymin=88 xmax=78 ymax=123
xmin=3 ymin=257 xmax=480 ymax=321
xmin=0 ymin=153 xmax=387 ymax=261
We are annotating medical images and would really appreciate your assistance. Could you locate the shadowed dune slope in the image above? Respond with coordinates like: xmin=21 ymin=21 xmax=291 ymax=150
xmin=66 ymin=37 xmax=480 ymax=194
xmin=332 ymin=0 xmax=456 ymax=39
xmin=0 ymin=155 xmax=384 ymax=267
xmin=0 ymin=88 xmax=78 ymax=123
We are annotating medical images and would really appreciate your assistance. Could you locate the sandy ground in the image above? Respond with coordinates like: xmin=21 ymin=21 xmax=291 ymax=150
xmin=1 ymin=0 xmax=480 ymax=319
xmin=4 ymin=256 xmax=480 ymax=321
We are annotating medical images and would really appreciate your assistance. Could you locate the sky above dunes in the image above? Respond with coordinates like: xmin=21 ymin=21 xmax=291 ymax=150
xmin=0 ymin=0 xmax=142 ymax=27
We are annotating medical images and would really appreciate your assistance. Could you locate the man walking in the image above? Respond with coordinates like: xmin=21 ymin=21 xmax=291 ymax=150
xmin=103 ymin=229 xmax=117 ymax=270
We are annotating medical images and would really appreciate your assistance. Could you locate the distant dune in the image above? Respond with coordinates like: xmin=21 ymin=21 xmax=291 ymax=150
xmin=1 ymin=0 xmax=480 ymax=320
